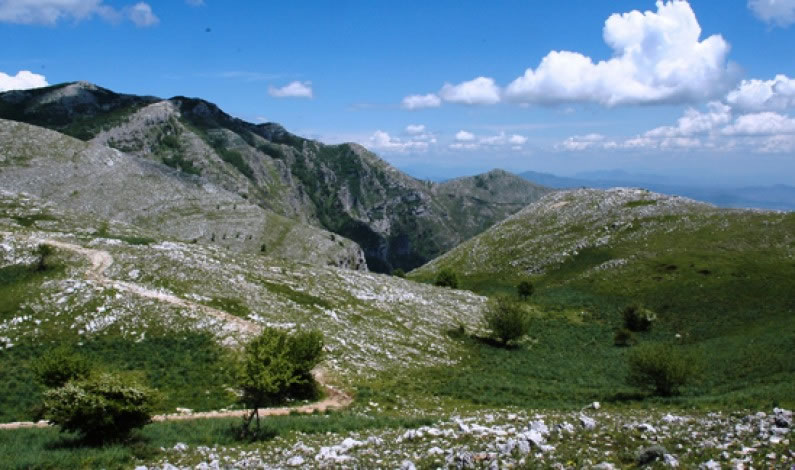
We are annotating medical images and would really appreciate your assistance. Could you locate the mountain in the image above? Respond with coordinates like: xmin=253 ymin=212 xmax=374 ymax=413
xmin=0 ymin=118 xmax=366 ymax=270
xmin=0 ymin=82 xmax=552 ymax=272
xmin=519 ymin=170 xmax=795 ymax=211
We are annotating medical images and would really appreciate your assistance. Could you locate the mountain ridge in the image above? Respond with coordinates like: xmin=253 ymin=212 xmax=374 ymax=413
xmin=0 ymin=82 xmax=553 ymax=271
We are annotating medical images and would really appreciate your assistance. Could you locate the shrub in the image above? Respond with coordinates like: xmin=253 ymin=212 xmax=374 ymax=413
xmin=517 ymin=280 xmax=534 ymax=300
xmin=44 ymin=372 xmax=157 ymax=442
xmin=33 ymin=347 xmax=91 ymax=388
xmin=391 ymin=268 xmax=406 ymax=278
xmin=622 ymin=304 xmax=655 ymax=332
xmin=236 ymin=328 xmax=324 ymax=434
xmin=34 ymin=244 xmax=54 ymax=272
xmin=627 ymin=343 xmax=698 ymax=396
xmin=613 ymin=328 xmax=636 ymax=347
xmin=434 ymin=268 xmax=458 ymax=288
xmin=483 ymin=297 xmax=532 ymax=346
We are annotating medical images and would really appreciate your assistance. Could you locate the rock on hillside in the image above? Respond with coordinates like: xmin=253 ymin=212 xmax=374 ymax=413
xmin=0 ymin=82 xmax=552 ymax=272
xmin=0 ymin=119 xmax=366 ymax=270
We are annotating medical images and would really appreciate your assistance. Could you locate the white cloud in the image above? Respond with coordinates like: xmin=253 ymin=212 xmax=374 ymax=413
xmin=0 ymin=70 xmax=48 ymax=91
xmin=126 ymin=2 xmax=157 ymax=27
xmin=439 ymin=76 xmax=501 ymax=105
xmin=401 ymin=93 xmax=441 ymax=110
xmin=268 ymin=81 xmax=313 ymax=98
xmin=722 ymin=112 xmax=795 ymax=135
xmin=0 ymin=0 xmax=157 ymax=26
xmin=405 ymin=124 xmax=426 ymax=135
xmin=508 ymin=134 xmax=527 ymax=145
xmin=505 ymin=1 xmax=732 ymax=106
xmin=449 ymin=142 xmax=479 ymax=150
xmin=645 ymin=101 xmax=731 ymax=137
xmin=557 ymin=133 xmax=608 ymax=151
xmin=748 ymin=0 xmax=795 ymax=26
xmin=368 ymin=130 xmax=432 ymax=153
xmin=726 ymin=74 xmax=795 ymax=112
xmin=455 ymin=130 xmax=475 ymax=142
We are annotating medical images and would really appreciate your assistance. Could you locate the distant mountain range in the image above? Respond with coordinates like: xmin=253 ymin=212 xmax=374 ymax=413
xmin=519 ymin=170 xmax=795 ymax=211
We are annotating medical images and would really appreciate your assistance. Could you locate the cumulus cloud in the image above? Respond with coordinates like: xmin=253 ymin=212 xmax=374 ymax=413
xmin=726 ymin=74 xmax=795 ymax=112
xmin=505 ymin=1 xmax=732 ymax=106
xmin=405 ymin=124 xmax=426 ymax=135
xmin=557 ymin=134 xmax=609 ymax=151
xmin=0 ymin=70 xmax=48 ymax=91
xmin=645 ymin=102 xmax=732 ymax=137
xmin=509 ymin=134 xmax=528 ymax=145
xmin=455 ymin=130 xmax=475 ymax=142
xmin=748 ymin=0 xmax=795 ymax=27
xmin=401 ymin=93 xmax=441 ymax=110
xmin=722 ymin=112 xmax=795 ymax=135
xmin=268 ymin=81 xmax=313 ymax=98
xmin=368 ymin=130 xmax=434 ymax=153
xmin=0 ymin=0 xmax=158 ymax=26
xmin=439 ymin=76 xmax=501 ymax=105
xmin=126 ymin=2 xmax=157 ymax=27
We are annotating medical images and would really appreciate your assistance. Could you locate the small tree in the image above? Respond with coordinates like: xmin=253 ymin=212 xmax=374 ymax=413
xmin=44 ymin=372 xmax=156 ymax=442
xmin=517 ymin=280 xmax=534 ymax=300
xmin=236 ymin=328 xmax=324 ymax=434
xmin=483 ymin=296 xmax=532 ymax=346
xmin=627 ymin=343 xmax=698 ymax=396
xmin=33 ymin=346 xmax=91 ymax=388
xmin=434 ymin=268 xmax=458 ymax=288
xmin=34 ymin=244 xmax=54 ymax=272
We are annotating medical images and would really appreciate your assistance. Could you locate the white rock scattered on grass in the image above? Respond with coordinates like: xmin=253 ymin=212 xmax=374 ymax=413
xmin=400 ymin=460 xmax=416 ymax=470
xmin=173 ymin=442 xmax=188 ymax=452
xmin=700 ymin=459 xmax=721 ymax=469
xmin=286 ymin=456 xmax=304 ymax=467
xmin=428 ymin=446 xmax=445 ymax=456
xmin=579 ymin=414 xmax=596 ymax=430
xmin=664 ymin=454 xmax=680 ymax=467
xmin=593 ymin=463 xmax=616 ymax=470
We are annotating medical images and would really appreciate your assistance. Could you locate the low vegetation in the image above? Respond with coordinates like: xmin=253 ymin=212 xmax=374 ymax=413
xmin=44 ymin=372 xmax=157 ymax=443
xmin=482 ymin=296 xmax=532 ymax=346
xmin=627 ymin=343 xmax=699 ymax=396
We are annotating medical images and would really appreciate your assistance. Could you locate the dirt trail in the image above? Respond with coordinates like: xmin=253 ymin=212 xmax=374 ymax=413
xmin=0 ymin=237 xmax=352 ymax=430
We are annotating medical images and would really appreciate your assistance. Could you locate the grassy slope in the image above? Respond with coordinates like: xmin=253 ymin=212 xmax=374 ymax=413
xmin=408 ymin=189 xmax=795 ymax=409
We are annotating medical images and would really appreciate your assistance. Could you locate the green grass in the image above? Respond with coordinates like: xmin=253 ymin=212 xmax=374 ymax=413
xmin=0 ymin=332 xmax=237 ymax=422
xmin=206 ymin=296 xmax=250 ymax=318
xmin=0 ymin=413 xmax=435 ymax=469
xmin=260 ymin=280 xmax=333 ymax=310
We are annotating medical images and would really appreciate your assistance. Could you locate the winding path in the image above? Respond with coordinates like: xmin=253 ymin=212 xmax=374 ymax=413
xmin=0 ymin=237 xmax=352 ymax=430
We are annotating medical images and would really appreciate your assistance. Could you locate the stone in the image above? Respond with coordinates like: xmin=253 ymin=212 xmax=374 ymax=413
xmin=593 ymin=463 xmax=615 ymax=470
xmin=579 ymin=414 xmax=596 ymax=430
xmin=400 ymin=460 xmax=416 ymax=470
xmin=286 ymin=456 xmax=304 ymax=467
xmin=664 ymin=454 xmax=680 ymax=467
xmin=636 ymin=445 xmax=668 ymax=465
xmin=173 ymin=442 xmax=188 ymax=452
xmin=699 ymin=459 xmax=721 ymax=469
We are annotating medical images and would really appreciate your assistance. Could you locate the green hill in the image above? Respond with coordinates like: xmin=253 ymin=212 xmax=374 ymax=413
xmin=411 ymin=188 xmax=795 ymax=408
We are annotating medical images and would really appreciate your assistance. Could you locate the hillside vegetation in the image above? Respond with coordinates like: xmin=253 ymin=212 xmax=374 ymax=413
xmin=411 ymin=188 xmax=795 ymax=408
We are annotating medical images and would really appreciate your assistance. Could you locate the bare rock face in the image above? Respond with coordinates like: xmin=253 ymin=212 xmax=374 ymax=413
xmin=0 ymin=82 xmax=552 ymax=272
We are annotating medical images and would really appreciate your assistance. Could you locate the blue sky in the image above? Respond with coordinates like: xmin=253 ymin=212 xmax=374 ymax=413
xmin=1 ymin=0 xmax=794 ymax=185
